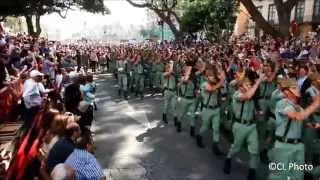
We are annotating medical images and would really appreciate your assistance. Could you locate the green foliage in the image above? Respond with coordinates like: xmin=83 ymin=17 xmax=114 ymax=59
xmin=0 ymin=0 xmax=109 ymax=17
xmin=180 ymin=0 xmax=237 ymax=40
xmin=139 ymin=27 xmax=159 ymax=38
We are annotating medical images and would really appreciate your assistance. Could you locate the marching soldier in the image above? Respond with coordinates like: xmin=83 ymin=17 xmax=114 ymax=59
xmin=162 ymin=61 xmax=177 ymax=124
xmin=256 ymin=62 xmax=277 ymax=164
xmin=133 ymin=54 xmax=144 ymax=100
xmin=116 ymin=53 xmax=129 ymax=100
xmin=127 ymin=54 xmax=136 ymax=93
xmin=268 ymin=78 xmax=320 ymax=180
xmin=223 ymin=74 xmax=264 ymax=180
xmin=302 ymin=73 xmax=320 ymax=179
xmin=176 ymin=64 xmax=197 ymax=134
xmin=151 ymin=54 xmax=164 ymax=96
xmin=196 ymin=64 xmax=225 ymax=156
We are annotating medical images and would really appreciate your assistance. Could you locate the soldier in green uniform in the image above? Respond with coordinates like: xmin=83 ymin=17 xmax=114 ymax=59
xmin=193 ymin=60 xmax=206 ymax=117
xmin=116 ymin=53 xmax=129 ymax=100
xmin=302 ymin=73 xmax=320 ymax=179
xmin=127 ymin=54 xmax=135 ymax=93
xmin=256 ymin=63 xmax=277 ymax=164
xmin=176 ymin=65 xmax=197 ymax=134
xmin=268 ymin=78 xmax=320 ymax=180
xmin=162 ymin=61 xmax=177 ymax=124
xmin=196 ymin=65 xmax=225 ymax=156
xmin=223 ymin=75 xmax=263 ymax=180
xmin=151 ymin=54 xmax=164 ymax=96
xmin=133 ymin=54 xmax=145 ymax=100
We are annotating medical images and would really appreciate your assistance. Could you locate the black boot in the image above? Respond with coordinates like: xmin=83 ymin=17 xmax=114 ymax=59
xmin=162 ymin=114 xmax=168 ymax=124
xmin=260 ymin=149 xmax=269 ymax=165
xmin=196 ymin=135 xmax=205 ymax=148
xmin=140 ymin=92 xmax=144 ymax=100
xmin=247 ymin=168 xmax=256 ymax=180
xmin=118 ymin=89 xmax=121 ymax=96
xmin=190 ymin=126 xmax=195 ymax=137
xmin=124 ymin=91 xmax=128 ymax=100
xmin=223 ymin=158 xmax=231 ymax=174
xmin=212 ymin=143 xmax=222 ymax=156
xmin=173 ymin=117 xmax=178 ymax=127
xmin=176 ymin=122 xmax=181 ymax=132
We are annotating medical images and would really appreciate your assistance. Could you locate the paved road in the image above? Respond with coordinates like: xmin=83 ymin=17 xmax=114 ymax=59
xmin=92 ymin=74 xmax=268 ymax=180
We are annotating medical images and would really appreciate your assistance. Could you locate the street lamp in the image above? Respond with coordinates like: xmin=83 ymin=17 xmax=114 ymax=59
xmin=157 ymin=20 xmax=164 ymax=42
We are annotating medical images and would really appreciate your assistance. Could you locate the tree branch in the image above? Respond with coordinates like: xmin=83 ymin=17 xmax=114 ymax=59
xmin=284 ymin=0 xmax=300 ymax=10
xmin=126 ymin=0 xmax=150 ymax=8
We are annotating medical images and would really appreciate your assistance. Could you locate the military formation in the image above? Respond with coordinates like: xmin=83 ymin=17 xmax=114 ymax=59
xmin=107 ymin=38 xmax=320 ymax=180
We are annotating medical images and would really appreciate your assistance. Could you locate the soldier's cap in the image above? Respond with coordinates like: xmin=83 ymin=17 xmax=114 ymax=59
xmin=308 ymin=73 xmax=319 ymax=82
xmin=236 ymin=77 xmax=251 ymax=87
xmin=279 ymin=78 xmax=301 ymax=97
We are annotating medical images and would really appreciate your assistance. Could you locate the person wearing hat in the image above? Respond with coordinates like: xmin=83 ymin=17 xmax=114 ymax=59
xmin=22 ymin=70 xmax=54 ymax=130
xmin=195 ymin=65 xmax=225 ymax=156
xmin=302 ymin=73 xmax=320 ymax=179
xmin=268 ymin=78 xmax=320 ymax=180
xmin=223 ymin=74 xmax=264 ymax=180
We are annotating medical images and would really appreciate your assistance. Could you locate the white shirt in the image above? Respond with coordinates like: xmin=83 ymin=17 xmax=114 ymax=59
xmin=23 ymin=79 xmax=48 ymax=109
xmin=297 ymin=76 xmax=307 ymax=89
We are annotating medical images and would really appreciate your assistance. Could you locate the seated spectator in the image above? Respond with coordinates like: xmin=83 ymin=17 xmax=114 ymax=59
xmin=46 ymin=122 xmax=81 ymax=174
xmin=65 ymin=132 xmax=105 ymax=180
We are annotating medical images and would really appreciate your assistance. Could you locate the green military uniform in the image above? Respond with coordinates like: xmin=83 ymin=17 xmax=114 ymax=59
xmin=196 ymin=81 xmax=222 ymax=155
xmin=151 ymin=61 xmax=164 ymax=94
xmin=194 ymin=73 xmax=205 ymax=115
xmin=162 ymin=69 xmax=177 ymax=124
xmin=128 ymin=61 xmax=135 ymax=93
xmin=225 ymin=90 xmax=259 ymax=172
xmin=176 ymin=79 xmax=196 ymax=133
xmin=223 ymin=80 xmax=238 ymax=133
xmin=303 ymin=85 xmax=320 ymax=179
xmin=256 ymin=81 xmax=276 ymax=162
xmin=268 ymin=98 xmax=305 ymax=180
xmin=133 ymin=62 xmax=145 ymax=99
xmin=117 ymin=59 xmax=128 ymax=99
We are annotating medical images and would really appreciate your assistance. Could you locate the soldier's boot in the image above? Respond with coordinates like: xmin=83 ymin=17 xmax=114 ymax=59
xmin=140 ymin=92 xmax=144 ymax=100
xmin=212 ymin=142 xmax=222 ymax=156
xmin=151 ymin=88 xmax=156 ymax=96
xmin=247 ymin=168 xmax=256 ymax=180
xmin=162 ymin=113 xmax=168 ymax=124
xmin=223 ymin=158 xmax=231 ymax=174
xmin=190 ymin=126 xmax=195 ymax=137
xmin=118 ymin=89 xmax=121 ymax=96
xmin=173 ymin=116 xmax=178 ymax=127
xmin=196 ymin=135 xmax=205 ymax=148
xmin=124 ymin=91 xmax=128 ymax=100
xmin=260 ymin=149 xmax=269 ymax=165
xmin=176 ymin=122 xmax=181 ymax=132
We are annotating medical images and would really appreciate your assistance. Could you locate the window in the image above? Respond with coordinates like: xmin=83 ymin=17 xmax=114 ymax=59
xmin=295 ymin=0 xmax=305 ymax=22
xmin=314 ymin=0 xmax=320 ymax=20
xmin=268 ymin=4 xmax=277 ymax=24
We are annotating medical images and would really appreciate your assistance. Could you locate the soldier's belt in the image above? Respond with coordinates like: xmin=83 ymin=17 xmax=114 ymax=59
xmin=234 ymin=118 xmax=255 ymax=125
xmin=182 ymin=96 xmax=195 ymax=99
xmin=204 ymin=105 xmax=219 ymax=110
xmin=164 ymin=88 xmax=176 ymax=92
xmin=275 ymin=136 xmax=302 ymax=144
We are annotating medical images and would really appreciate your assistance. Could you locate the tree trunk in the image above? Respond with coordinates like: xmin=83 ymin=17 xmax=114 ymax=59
xmin=35 ymin=15 xmax=41 ymax=37
xmin=25 ymin=15 xmax=35 ymax=36
xmin=240 ymin=0 xmax=282 ymax=38
xmin=154 ymin=10 xmax=182 ymax=40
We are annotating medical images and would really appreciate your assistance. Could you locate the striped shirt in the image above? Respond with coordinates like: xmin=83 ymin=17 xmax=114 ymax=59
xmin=65 ymin=149 xmax=104 ymax=180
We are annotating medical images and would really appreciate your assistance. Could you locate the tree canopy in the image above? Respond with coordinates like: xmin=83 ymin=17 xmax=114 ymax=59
xmin=0 ymin=0 xmax=109 ymax=36
xmin=180 ymin=0 xmax=238 ymax=41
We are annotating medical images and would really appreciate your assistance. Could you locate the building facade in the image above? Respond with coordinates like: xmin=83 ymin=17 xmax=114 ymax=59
xmin=234 ymin=0 xmax=320 ymax=37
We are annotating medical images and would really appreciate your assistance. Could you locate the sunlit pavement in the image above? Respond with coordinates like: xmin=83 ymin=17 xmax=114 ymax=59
xmin=92 ymin=74 xmax=266 ymax=180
